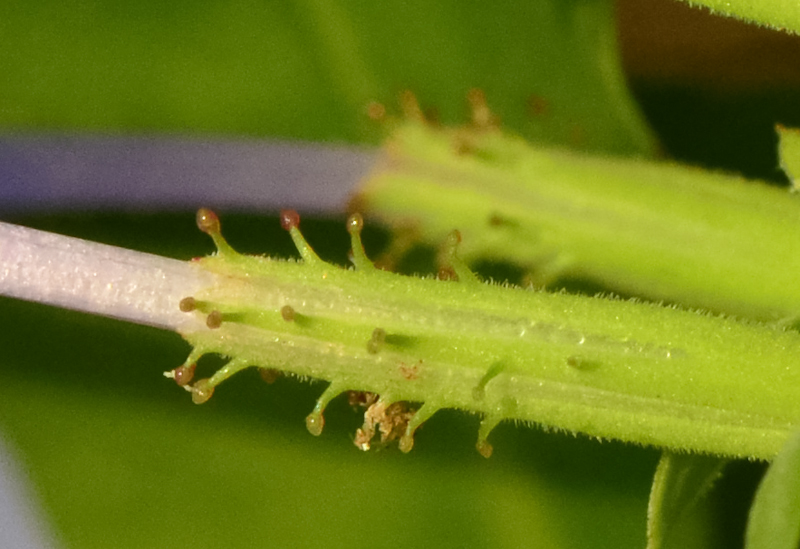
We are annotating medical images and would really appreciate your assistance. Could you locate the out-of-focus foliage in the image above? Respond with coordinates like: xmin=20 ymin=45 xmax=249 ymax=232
xmin=0 ymin=0 xmax=655 ymax=155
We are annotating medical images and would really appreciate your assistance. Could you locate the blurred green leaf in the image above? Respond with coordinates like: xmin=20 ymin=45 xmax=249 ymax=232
xmin=647 ymin=452 xmax=728 ymax=549
xmin=745 ymin=429 xmax=800 ymax=549
xmin=0 ymin=0 xmax=655 ymax=155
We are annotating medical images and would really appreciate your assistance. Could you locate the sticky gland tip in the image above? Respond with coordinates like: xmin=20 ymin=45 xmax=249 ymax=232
xmin=399 ymin=434 xmax=414 ymax=453
xmin=259 ymin=368 xmax=281 ymax=384
xmin=206 ymin=310 xmax=223 ymax=329
xmin=447 ymin=229 xmax=462 ymax=246
xmin=172 ymin=363 xmax=196 ymax=386
xmin=476 ymin=440 xmax=494 ymax=458
xmin=196 ymin=208 xmax=221 ymax=235
xmin=280 ymin=305 xmax=296 ymax=322
xmin=191 ymin=379 xmax=214 ymax=404
xmin=306 ymin=412 xmax=325 ymax=436
xmin=437 ymin=267 xmax=456 ymax=281
xmin=367 ymin=327 xmax=387 ymax=354
xmin=347 ymin=212 xmax=364 ymax=234
xmin=280 ymin=209 xmax=300 ymax=231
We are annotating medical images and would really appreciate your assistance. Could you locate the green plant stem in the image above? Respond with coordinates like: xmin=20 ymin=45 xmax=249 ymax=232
xmin=4 ymin=212 xmax=800 ymax=460
xmin=174 ymin=212 xmax=800 ymax=460
xmin=355 ymin=120 xmax=800 ymax=321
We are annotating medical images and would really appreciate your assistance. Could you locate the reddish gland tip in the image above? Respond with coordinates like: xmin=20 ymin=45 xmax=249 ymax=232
xmin=173 ymin=364 xmax=196 ymax=386
xmin=196 ymin=208 xmax=221 ymax=235
xmin=280 ymin=209 xmax=300 ymax=231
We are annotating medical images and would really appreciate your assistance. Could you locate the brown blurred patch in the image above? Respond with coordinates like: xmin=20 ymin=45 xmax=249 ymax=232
xmin=617 ymin=0 xmax=800 ymax=92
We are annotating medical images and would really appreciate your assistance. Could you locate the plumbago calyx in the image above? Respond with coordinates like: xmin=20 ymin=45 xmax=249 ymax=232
xmin=356 ymin=95 xmax=800 ymax=323
xmin=167 ymin=208 xmax=800 ymax=460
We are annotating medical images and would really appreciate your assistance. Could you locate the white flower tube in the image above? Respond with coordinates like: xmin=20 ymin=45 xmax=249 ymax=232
xmin=0 ymin=221 xmax=215 ymax=331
